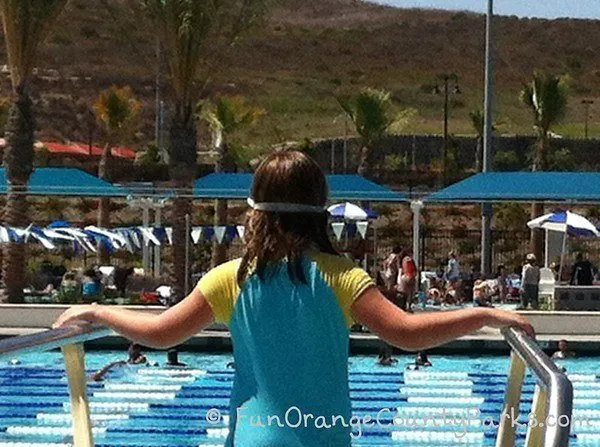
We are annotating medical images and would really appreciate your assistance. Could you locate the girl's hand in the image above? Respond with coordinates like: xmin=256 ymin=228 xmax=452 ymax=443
xmin=53 ymin=305 xmax=101 ymax=329
xmin=485 ymin=308 xmax=535 ymax=338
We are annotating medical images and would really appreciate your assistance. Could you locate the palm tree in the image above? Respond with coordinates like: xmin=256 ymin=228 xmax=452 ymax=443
xmin=143 ymin=0 xmax=268 ymax=301
xmin=200 ymin=96 xmax=264 ymax=267
xmin=94 ymin=86 xmax=140 ymax=264
xmin=0 ymin=0 xmax=68 ymax=302
xmin=520 ymin=71 xmax=568 ymax=260
xmin=338 ymin=88 xmax=415 ymax=177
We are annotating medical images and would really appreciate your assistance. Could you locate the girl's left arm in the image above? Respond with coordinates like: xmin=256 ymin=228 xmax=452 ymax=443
xmin=53 ymin=286 xmax=215 ymax=349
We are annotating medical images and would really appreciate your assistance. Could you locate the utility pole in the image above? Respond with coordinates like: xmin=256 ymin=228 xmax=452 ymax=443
xmin=582 ymin=99 xmax=594 ymax=139
xmin=481 ymin=0 xmax=494 ymax=277
xmin=155 ymin=36 xmax=161 ymax=147
xmin=436 ymin=73 xmax=459 ymax=185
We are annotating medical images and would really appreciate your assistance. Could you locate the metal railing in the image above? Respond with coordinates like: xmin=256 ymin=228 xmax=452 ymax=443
xmin=0 ymin=324 xmax=112 ymax=447
xmin=496 ymin=328 xmax=574 ymax=447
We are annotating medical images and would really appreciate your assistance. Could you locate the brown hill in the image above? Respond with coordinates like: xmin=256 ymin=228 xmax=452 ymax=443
xmin=1 ymin=0 xmax=600 ymax=148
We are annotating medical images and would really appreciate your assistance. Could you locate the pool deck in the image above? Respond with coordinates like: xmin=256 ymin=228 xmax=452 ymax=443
xmin=1 ymin=304 xmax=600 ymax=353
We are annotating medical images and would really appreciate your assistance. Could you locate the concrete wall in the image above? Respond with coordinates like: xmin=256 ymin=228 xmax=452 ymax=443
xmin=1 ymin=304 xmax=598 ymax=337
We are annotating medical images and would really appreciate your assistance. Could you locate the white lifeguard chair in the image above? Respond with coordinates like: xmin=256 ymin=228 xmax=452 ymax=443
xmin=538 ymin=267 xmax=556 ymax=299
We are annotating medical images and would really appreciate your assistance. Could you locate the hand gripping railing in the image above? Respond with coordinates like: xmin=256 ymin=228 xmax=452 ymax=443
xmin=0 ymin=324 xmax=112 ymax=447
xmin=496 ymin=328 xmax=573 ymax=447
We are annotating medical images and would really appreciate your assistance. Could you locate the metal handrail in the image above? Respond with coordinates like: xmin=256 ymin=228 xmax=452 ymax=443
xmin=497 ymin=327 xmax=573 ymax=447
xmin=0 ymin=323 xmax=111 ymax=360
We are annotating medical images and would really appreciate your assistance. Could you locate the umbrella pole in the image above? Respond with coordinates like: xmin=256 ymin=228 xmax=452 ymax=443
xmin=544 ymin=229 xmax=549 ymax=268
xmin=558 ymin=230 xmax=567 ymax=282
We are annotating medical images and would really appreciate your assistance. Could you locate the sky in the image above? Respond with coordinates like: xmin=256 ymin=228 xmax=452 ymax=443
xmin=369 ymin=0 xmax=599 ymax=20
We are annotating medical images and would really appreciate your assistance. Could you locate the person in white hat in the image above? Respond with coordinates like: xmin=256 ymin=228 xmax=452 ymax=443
xmin=519 ymin=253 xmax=540 ymax=310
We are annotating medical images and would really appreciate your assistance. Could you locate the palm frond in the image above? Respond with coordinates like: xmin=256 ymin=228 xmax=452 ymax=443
xmin=389 ymin=107 xmax=418 ymax=134
xmin=520 ymin=72 xmax=568 ymax=135
xmin=468 ymin=109 xmax=484 ymax=137
xmin=0 ymin=0 xmax=68 ymax=88
xmin=94 ymin=86 xmax=140 ymax=143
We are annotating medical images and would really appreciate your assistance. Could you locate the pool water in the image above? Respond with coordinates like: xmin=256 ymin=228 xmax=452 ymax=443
xmin=0 ymin=351 xmax=595 ymax=446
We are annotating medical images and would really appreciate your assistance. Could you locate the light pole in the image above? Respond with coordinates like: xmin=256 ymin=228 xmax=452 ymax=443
xmin=435 ymin=73 xmax=460 ymax=184
xmin=582 ymin=99 xmax=594 ymax=138
xmin=481 ymin=0 xmax=494 ymax=277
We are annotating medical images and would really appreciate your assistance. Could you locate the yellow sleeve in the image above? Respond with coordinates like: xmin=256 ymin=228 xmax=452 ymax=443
xmin=311 ymin=252 xmax=375 ymax=326
xmin=196 ymin=259 xmax=241 ymax=324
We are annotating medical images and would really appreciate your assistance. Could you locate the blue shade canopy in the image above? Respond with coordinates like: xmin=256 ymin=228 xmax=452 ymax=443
xmin=194 ymin=173 xmax=406 ymax=202
xmin=0 ymin=168 xmax=128 ymax=197
xmin=425 ymin=172 xmax=600 ymax=203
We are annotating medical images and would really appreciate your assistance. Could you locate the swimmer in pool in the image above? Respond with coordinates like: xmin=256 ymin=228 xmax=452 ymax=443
xmin=55 ymin=151 xmax=534 ymax=446
xmin=552 ymin=339 xmax=576 ymax=359
xmin=89 ymin=343 xmax=148 ymax=381
xmin=415 ymin=351 xmax=432 ymax=367
xmin=377 ymin=344 xmax=397 ymax=366
xmin=165 ymin=349 xmax=187 ymax=367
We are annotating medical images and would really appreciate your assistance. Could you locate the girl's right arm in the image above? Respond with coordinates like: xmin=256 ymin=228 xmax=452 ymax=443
xmin=351 ymin=286 xmax=534 ymax=351
xmin=53 ymin=285 xmax=215 ymax=349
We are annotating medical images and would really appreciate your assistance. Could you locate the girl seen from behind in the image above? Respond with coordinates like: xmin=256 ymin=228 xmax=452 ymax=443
xmin=55 ymin=151 xmax=533 ymax=447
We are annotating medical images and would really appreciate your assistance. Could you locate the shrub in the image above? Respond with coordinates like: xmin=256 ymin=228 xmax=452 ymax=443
xmin=494 ymin=151 xmax=520 ymax=171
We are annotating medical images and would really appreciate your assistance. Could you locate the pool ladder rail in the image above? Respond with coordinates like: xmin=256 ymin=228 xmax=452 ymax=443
xmin=0 ymin=324 xmax=573 ymax=447
xmin=496 ymin=327 xmax=573 ymax=447
xmin=0 ymin=324 xmax=110 ymax=447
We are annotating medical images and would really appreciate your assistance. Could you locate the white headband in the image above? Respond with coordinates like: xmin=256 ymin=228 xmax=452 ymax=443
xmin=247 ymin=198 xmax=325 ymax=213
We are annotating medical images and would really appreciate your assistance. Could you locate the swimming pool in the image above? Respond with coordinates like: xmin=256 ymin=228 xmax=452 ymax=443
xmin=0 ymin=351 xmax=595 ymax=446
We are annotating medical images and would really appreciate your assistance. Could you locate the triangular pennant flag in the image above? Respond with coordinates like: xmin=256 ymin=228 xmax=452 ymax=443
xmin=346 ymin=223 xmax=357 ymax=238
xmin=153 ymin=227 xmax=167 ymax=243
xmin=116 ymin=229 xmax=135 ymax=253
xmin=165 ymin=227 xmax=173 ymax=245
xmin=191 ymin=227 xmax=203 ymax=244
xmin=214 ymin=226 xmax=227 ymax=244
xmin=225 ymin=226 xmax=238 ymax=243
xmin=23 ymin=224 xmax=33 ymax=243
xmin=356 ymin=221 xmax=369 ymax=239
xmin=331 ymin=222 xmax=345 ymax=241
xmin=202 ymin=226 xmax=215 ymax=241
xmin=129 ymin=228 xmax=142 ymax=248
xmin=139 ymin=227 xmax=160 ymax=246
xmin=237 ymin=225 xmax=245 ymax=241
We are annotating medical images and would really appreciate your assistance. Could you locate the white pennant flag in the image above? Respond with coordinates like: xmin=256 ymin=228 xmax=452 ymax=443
xmin=0 ymin=227 xmax=9 ymax=243
xmin=331 ymin=222 xmax=345 ymax=241
xmin=139 ymin=227 xmax=160 ymax=246
xmin=236 ymin=225 xmax=245 ymax=241
xmin=165 ymin=227 xmax=173 ymax=245
xmin=30 ymin=232 xmax=56 ymax=249
xmin=214 ymin=226 xmax=227 ymax=244
xmin=356 ymin=221 xmax=369 ymax=239
xmin=191 ymin=227 xmax=203 ymax=244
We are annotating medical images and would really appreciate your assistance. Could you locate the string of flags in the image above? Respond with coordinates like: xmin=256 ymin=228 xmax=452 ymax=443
xmin=0 ymin=220 xmax=371 ymax=252
xmin=330 ymin=221 xmax=370 ymax=241
xmin=0 ymin=223 xmax=245 ymax=253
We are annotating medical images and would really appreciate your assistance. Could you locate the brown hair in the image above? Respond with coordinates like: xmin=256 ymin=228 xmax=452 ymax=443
xmin=237 ymin=151 xmax=337 ymax=285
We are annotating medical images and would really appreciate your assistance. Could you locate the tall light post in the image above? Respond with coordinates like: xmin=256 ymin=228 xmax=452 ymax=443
xmin=582 ymin=99 xmax=594 ymax=138
xmin=434 ymin=73 xmax=460 ymax=184
xmin=481 ymin=0 xmax=494 ymax=276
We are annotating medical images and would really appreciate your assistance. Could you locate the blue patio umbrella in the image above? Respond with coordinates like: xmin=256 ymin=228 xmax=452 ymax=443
xmin=528 ymin=210 xmax=600 ymax=277
xmin=327 ymin=202 xmax=377 ymax=220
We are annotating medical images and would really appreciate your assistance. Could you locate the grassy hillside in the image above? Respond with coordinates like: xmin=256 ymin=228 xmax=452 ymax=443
xmin=3 ymin=0 xmax=600 ymax=148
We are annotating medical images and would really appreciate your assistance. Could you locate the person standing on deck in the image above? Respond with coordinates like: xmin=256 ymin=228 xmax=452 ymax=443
xmin=519 ymin=253 xmax=540 ymax=310
xmin=446 ymin=251 xmax=461 ymax=302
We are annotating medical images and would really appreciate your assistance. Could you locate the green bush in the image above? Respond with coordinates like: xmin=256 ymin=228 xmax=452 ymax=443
xmin=494 ymin=151 xmax=520 ymax=171
xmin=550 ymin=148 xmax=576 ymax=171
